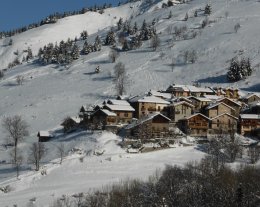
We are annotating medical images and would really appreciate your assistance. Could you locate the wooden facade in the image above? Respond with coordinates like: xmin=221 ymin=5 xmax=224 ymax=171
xmin=239 ymin=114 xmax=260 ymax=136
xmin=92 ymin=109 xmax=117 ymax=129
xmin=178 ymin=113 xmax=210 ymax=137
xmin=208 ymin=113 xmax=238 ymax=135
xmin=205 ymin=102 xmax=235 ymax=118
xmin=165 ymin=101 xmax=194 ymax=123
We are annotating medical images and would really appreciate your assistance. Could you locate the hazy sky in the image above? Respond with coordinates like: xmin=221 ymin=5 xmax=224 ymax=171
xmin=0 ymin=0 xmax=118 ymax=31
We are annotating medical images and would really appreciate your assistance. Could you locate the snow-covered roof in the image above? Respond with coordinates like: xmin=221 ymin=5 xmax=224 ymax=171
xmin=148 ymin=90 xmax=172 ymax=99
xmin=211 ymin=113 xmax=238 ymax=120
xmin=203 ymin=95 xmax=223 ymax=100
xmin=129 ymin=95 xmax=170 ymax=104
xmin=105 ymin=99 xmax=131 ymax=106
xmin=171 ymin=101 xmax=194 ymax=108
xmin=99 ymin=109 xmax=117 ymax=117
xmin=241 ymin=93 xmax=260 ymax=100
xmin=125 ymin=112 xmax=170 ymax=129
xmin=240 ymin=114 xmax=260 ymax=120
xmin=70 ymin=117 xmax=81 ymax=124
xmin=38 ymin=131 xmax=53 ymax=137
xmin=167 ymin=84 xmax=213 ymax=93
xmin=205 ymin=102 xmax=235 ymax=111
xmin=104 ymin=104 xmax=135 ymax=112
xmin=184 ymin=113 xmax=211 ymax=120
xmin=217 ymin=97 xmax=242 ymax=106
xmin=189 ymin=96 xmax=212 ymax=102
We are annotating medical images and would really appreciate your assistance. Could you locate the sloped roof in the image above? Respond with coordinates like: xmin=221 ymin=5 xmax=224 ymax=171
xmin=211 ymin=113 xmax=238 ymax=120
xmin=92 ymin=109 xmax=117 ymax=117
xmin=38 ymin=131 xmax=53 ymax=137
xmin=205 ymin=102 xmax=235 ymax=111
xmin=189 ymin=96 xmax=212 ymax=102
xmin=129 ymin=95 xmax=170 ymax=104
xmin=106 ymin=99 xmax=130 ymax=106
xmin=148 ymin=90 xmax=172 ymax=99
xmin=240 ymin=114 xmax=260 ymax=120
xmin=217 ymin=97 xmax=242 ymax=106
xmin=125 ymin=112 xmax=170 ymax=129
xmin=104 ymin=104 xmax=135 ymax=112
xmin=203 ymin=95 xmax=223 ymax=100
xmin=184 ymin=113 xmax=211 ymax=120
xmin=241 ymin=93 xmax=260 ymax=100
xmin=171 ymin=101 xmax=194 ymax=108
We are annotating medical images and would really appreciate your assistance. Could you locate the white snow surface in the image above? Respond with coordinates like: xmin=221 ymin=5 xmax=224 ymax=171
xmin=1 ymin=0 xmax=260 ymax=205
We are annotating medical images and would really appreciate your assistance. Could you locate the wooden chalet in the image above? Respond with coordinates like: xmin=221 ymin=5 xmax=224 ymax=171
xmin=124 ymin=112 xmax=171 ymax=139
xmin=61 ymin=116 xmax=82 ymax=133
xmin=204 ymin=102 xmax=235 ymax=118
xmin=38 ymin=131 xmax=54 ymax=142
xmin=165 ymin=101 xmax=194 ymax=123
xmin=217 ymin=97 xmax=242 ymax=117
xmin=91 ymin=109 xmax=117 ymax=130
xmin=208 ymin=113 xmax=238 ymax=135
xmin=188 ymin=96 xmax=212 ymax=112
xmin=129 ymin=95 xmax=170 ymax=119
xmin=166 ymin=84 xmax=214 ymax=97
xmin=240 ymin=93 xmax=260 ymax=105
xmin=239 ymin=114 xmax=260 ymax=136
xmin=178 ymin=113 xmax=210 ymax=137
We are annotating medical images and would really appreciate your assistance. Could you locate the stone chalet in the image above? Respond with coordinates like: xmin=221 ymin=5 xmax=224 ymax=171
xmin=166 ymin=84 xmax=214 ymax=97
xmin=124 ymin=112 xmax=171 ymax=139
xmin=129 ymin=95 xmax=170 ymax=119
xmin=204 ymin=102 xmax=235 ymax=118
xmin=178 ymin=113 xmax=210 ymax=137
xmin=239 ymin=114 xmax=260 ymax=136
xmin=164 ymin=101 xmax=194 ymax=123
xmin=240 ymin=93 xmax=260 ymax=105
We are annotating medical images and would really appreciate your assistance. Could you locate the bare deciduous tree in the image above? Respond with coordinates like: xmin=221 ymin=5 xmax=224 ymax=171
xmin=16 ymin=75 xmax=24 ymax=85
xmin=57 ymin=143 xmax=65 ymax=164
xmin=29 ymin=142 xmax=46 ymax=171
xmin=109 ymin=49 xmax=119 ymax=63
xmin=2 ymin=115 xmax=29 ymax=177
xmin=234 ymin=23 xmax=241 ymax=33
xmin=113 ymin=62 xmax=128 ymax=96
xmin=170 ymin=58 xmax=175 ymax=72
xmin=150 ymin=34 xmax=160 ymax=51
xmin=248 ymin=146 xmax=260 ymax=164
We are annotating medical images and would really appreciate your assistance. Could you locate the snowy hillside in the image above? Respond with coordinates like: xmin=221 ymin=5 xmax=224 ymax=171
xmin=1 ymin=0 xmax=260 ymax=205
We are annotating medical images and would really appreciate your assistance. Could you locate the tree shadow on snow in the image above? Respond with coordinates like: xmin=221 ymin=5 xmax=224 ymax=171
xmin=83 ymin=72 xmax=96 ymax=76
xmin=197 ymin=74 xmax=228 ymax=84
xmin=2 ymin=82 xmax=18 ymax=87
xmin=88 ymin=60 xmax=110 ymax=65
xmin=92 ymin=76 xmax=113 ymax=81
xmin=241 ymin=83 xmax=260 ymax=92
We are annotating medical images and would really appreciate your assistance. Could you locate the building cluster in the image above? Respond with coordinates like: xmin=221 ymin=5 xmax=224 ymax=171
xmin=38 ymin=84 xmax=260 ymax=142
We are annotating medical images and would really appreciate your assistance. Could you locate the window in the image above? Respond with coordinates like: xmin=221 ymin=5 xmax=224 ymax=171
xmin=158 ymin=106 xmax=161 ymax=111
xmin=217 ymin=119 xmax=220 ymax=127
xmin=124 ymin=113 xmax=128 ymax=117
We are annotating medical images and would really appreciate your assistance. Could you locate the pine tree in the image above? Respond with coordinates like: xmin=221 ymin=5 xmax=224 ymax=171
xmin=117 ymin=18 xmax=123 ymax=31
xmin=80 ymin=30 xmax=88 ymax=40
xmin=122 ymin=39 xmax=129 ymax=51
xmin=82 ymin=40 xmax=93 ymax=55
xmin=105 ymin=30 xmax=116 ymax=46
xmin=71 ymin=44 xmax=80 ymax=60
xmin=168 ymin=11 xmax=173 ymax=19
xmin=204 ymin=4 xmax=212 ymax=15
xmin=227 ymin=57 xmax=241 ymax=82
xmin=133 ymin=22 xmax=138 ymax=34
xmin=93 ymin=35 xmax=102 ymax=51
xmin=26 ymin=47 xmax=33 ymax=61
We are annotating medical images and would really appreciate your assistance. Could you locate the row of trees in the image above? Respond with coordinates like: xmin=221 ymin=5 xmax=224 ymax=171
xmin=51 ymin=155 xmax=260 ymax=207
xmin=227 ymin=57 xmax=252 ymax=82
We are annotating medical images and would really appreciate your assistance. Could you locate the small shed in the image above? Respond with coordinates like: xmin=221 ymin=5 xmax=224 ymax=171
xmin=38 ymin=131 xmax=54 ymax=142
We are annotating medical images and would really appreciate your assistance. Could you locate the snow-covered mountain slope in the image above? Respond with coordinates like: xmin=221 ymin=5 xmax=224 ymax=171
xmin=0 ymin=131 xmax=205 ymax=207
xmin=0 ymin=0 xmax=260 ymax=205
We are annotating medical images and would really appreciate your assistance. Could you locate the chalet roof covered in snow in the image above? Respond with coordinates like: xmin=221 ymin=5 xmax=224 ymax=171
xmin=183 ymin=113 xmax=211 ymax=120
xmin=170 ymin=101 xmax=194 ymax=108
xmin=241 ymin=93 xmax=260 ymax=100
xmin=104 ymin=99 xmax=131 ymax=106
xmin=129 ymin=95 xmax=170 ymax=104
xmin=217 ymin=97 xmax=242 ymax=106
xmin=71 ymin=117 xmax=82 ymax=124
xmin=148 ymin=90 xmax=172 ymax=100
xmin=93 ymin=109 xmax=117 ymax=117
xmin=38 ymin=131 xmax=53 ymax=137
xmin=189 ymin=96 xmax=212 ymax=102
xmin=104 ymin=104 xmax=135 ymax=112
xmin=167 ymin=84 xmax=213 ymax=93
xmin=211 ymin=113 xmax=238 ymax=120
xmin=240 ymin=114 xmax=260 ymax=120
xmin=125 ymin=112 xmax=170 ymax=129
xmin=203 ymin=95 xmax=223 ymax=100
xmin=205 ymin=102 xmax=235 ymax=111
